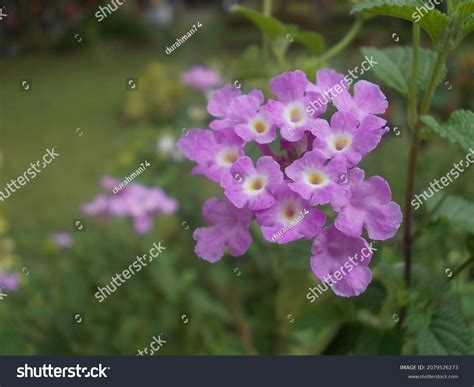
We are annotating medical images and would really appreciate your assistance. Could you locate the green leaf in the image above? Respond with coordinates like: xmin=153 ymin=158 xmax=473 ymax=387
xmin=431 ymin=196 xmax=474 ymax=234
xmin=292 ymin=30 xmax=326 ymax=55
xmin=461 ymin=13 xmax=474 ymax=36
xmin=420 ymin=303 xmax=472 ymax=354
xmin=453 ymin=0 xmax=474 ymax=20
xmin=421 ymin=110 xmax=474 ymax=152
xmin=230 ymin=5 xmax=287 ymax=40
xmin=448 ymin=0 xmax=470 ymax=14
xmin=360 ymin=46 xmax=446 ymax=97
xmin=408 ymin=298 xmax=472 ymax=355
xmin=324 ymin=323 xmax=402 ymax=355
xmin=352 ymin=0 xmax=449 ymax=49
xmin=455 ymin=2 xmax=474 ymax=40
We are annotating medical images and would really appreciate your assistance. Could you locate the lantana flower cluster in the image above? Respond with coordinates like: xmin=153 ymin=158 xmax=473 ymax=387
xmin=178 ymin=68 xmax=402 ymax=297
xmin=82 ymin=177 xmax=178 ymax=235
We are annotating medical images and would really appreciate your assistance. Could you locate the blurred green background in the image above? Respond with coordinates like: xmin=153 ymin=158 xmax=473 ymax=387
xmin=0 ymin=0 xmax=473 ymax=355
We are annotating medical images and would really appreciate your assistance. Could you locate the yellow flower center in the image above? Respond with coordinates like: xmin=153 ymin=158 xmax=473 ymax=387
xmin=223 ymin=152 xmax=238 ymax=164
xmin=290 ymin=108 xmax=302 ymax=123
xmin=254 ymin=121 xmax=267 ymax=134
xmin=334 ymin=137 xmax=349 ymax=151
xmin=308 ymin=172 xmax=325 ymax=186
xmin=331 ymin=134 xmax=352 ymax=152
xmin=249 ymin=177 xmax=264 ymax=191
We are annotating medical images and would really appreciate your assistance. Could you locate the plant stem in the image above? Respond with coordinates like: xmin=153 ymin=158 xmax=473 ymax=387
xmin=262 ymin=0 xmax=272 ymax=66
xmin=412 ymin=190 xmax=449 ymax=240
xmin=263 ymin=0 xmax=272 ymax=16
xmin=316 ymin=17 xmax=363 ymax=65
xmin=227 ymin=290 xmax=258 ymax=355
xmin=448 ymin=256 xmax=474 ymax=281
xmin=408 ymin=24 xmax=420 ymax=129
xmin=399 ymin=45 xmax=448 ymax=328
xmin=257 ymin=143 xmax=277 ymax=158
xmin=420 ymin=50 xmax=447 ymax=116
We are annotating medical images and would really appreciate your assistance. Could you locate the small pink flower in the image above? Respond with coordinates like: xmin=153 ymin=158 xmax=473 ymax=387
xmin=181 ymin=65 xmax=221 ymax=92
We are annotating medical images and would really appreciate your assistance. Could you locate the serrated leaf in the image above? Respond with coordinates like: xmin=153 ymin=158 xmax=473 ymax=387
xmin=352 ymin=0 xmax=449 ymax=49
xmin=431 ymin=196 xmax=474 ymax=234
xmin=448 ymin=2 xmax=474 ymax=45
xmin=230 ymin=5 xmax=287 ymax=40
xmin=292 ymin=30 xmax=326 ymax=55
xmin=454 ymin=0 xmax=474 ymax=20
xmin=448 ymin=0 xmax=463 ymax=14
xmin=410 ymin=300 xmax=472 ymax=355
xmin=448 ymin=0 xmax=471 ymax=14
xmin=462 ymin=13 xmax=474 ymax=35
xmin=360 ymin=46 xmax=446 ymax=97
xmin=421 ymin=110 xmax=474 ymax=152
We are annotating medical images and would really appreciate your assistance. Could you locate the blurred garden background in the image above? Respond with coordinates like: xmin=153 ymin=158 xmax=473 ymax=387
xmin=0 ymin=0 xmax=473 ymax=355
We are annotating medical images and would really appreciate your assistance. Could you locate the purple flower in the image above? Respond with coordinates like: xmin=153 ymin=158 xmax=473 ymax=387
xmin=333 ymin=80 xmax=388 ymax=124
xmin=255 ymin=183 xmax=325 ymax=243
xmin=221 ymin=156 xmax=283 ymax=211
xmin=81 ymin=178 xmax=178 ymax=235
xmin=0 ymin=272 xmax=19 ymax=291
xmin=181 ymin=65 xmax=222 ymax=92
xmin=176 ymin=128 xmax=203 ymax=161
xmin=207 ymin=84 xmax=241 ymax=130
xmin=306 ymin=68 xmax=347 ymax=95
xmin=81 ymin=194 xmax=109 ymax=216
xmin=285 ymin=149 xmax=347 ymax=205
xmin=50 ymin=232 xmax=73 ymax=249
xmin=312 ymin=111 xmax=385 ymax=167
xmin=101 ymin=176 xmax=119 ymax=192
xmin=180 ymin=67 xmax=402 ymax=298
xmin=331 ymin=168 xmax=402 ymax=240
xmin=266 ymin=70 xmax=326 ymax=141
xmin=193 ymin=197 xmax=253 ymax=262
xmin=311 ymin=225 xmax=373 ymax=297
xmin=178 ymin=128 xmax=244 ymax=183
xmin=227 ymin=90 xmax=277 ymax=144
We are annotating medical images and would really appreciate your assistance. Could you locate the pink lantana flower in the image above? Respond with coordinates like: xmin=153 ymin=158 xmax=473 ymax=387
xmin=179 ymin=67 xmax=401 ymax=298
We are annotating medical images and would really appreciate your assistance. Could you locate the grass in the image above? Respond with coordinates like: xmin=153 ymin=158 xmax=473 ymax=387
xmin=0 ymin=46 xmax=158 ymax=246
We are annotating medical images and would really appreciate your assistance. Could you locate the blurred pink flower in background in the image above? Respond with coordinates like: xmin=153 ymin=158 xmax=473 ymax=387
xmin=82 ymin=177 xmax=178 ymax=235
xmin=0 ymin=272 xmax=19 ymax=291
xmin=180 ymin=65 xmax=222 ymax=92
xmin=50 ymin=232 xmax=73 ymax=249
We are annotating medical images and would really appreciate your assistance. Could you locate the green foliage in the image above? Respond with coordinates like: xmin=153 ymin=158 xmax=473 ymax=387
xmin=360 ymin=46 xmax=446 ymax=97
xmin=421 ymin=110 xmax=474 ymax=152
xmin=448 ymin=1 xmax=474 ymax=47
xmin=230 ymin=5 xmax=289 ymax=40
xmin=123 ymin=62 xmax=186 ymax=124
xmin=431 ymin=196 xmax=474 ymax=234
xmin=324 ymin=322 xmax=403 ymax=355
xmin=352 ymin=0 xmax=449 ymax=49
xmin=230 ymin=4 xmax=325 ymax=55
xmin=447 ymin=0 xmax=471 ymax=14
xmin=407 ymin=298 xmax=472 ymax=354
xmin=291 ymin=31 xmax=326 ymax=55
